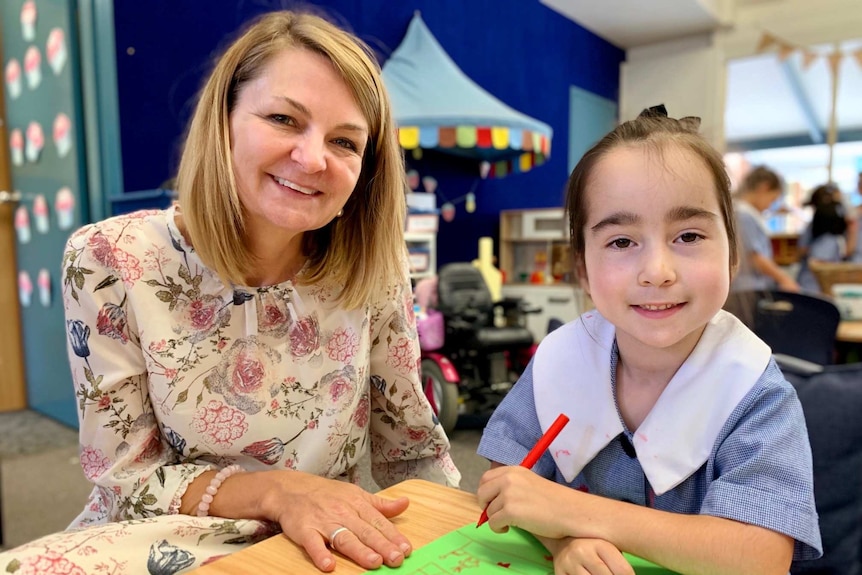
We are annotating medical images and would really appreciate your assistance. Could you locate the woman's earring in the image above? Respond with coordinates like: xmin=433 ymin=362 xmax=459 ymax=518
xmin=336 ymin=209 xmax=344 ymax=218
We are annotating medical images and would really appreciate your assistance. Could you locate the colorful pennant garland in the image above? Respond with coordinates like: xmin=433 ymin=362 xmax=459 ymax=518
xmin=398 ymin=125 xmax=551 ymax=178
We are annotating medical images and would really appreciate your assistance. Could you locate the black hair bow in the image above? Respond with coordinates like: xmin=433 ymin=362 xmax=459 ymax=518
xmin=638 ymin=104 xmax=702 ymax=130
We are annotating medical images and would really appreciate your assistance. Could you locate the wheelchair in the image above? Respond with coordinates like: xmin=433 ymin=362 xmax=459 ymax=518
xmin=418 ymin=263 xmax=537 ymax=433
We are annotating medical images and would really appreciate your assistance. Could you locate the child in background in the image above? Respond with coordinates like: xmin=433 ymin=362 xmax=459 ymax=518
xmin=796 ymin=184 xmax=848 ymax=292
xmin=476 ymin=107 xmax=821 ymax=575
xmin=730 ymin=166 xmax=801 ymax=293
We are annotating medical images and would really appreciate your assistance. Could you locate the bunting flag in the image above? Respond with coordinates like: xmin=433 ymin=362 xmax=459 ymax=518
xmin=755 ymin=31 xmax=862 ymax=77
xmin=398 ymin=125 xmax=550 ymax=178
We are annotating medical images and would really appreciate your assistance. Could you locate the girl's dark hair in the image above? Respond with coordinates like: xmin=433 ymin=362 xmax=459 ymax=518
xmin=564 ymin=108 xmax=738 ymax=277
xmin=811 ymin=202 xmax=848 ymax=241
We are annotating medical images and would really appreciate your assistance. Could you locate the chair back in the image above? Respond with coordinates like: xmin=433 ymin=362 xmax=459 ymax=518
xmin=752 ymin=290 xmax=841 ymax=365
xmin=781 ymin=359 xmax=862 ymax=575
xmin=436 ymin=263 xmax=494 ymax=320
xmin=809 ymin=261 xmax=862 ymax=296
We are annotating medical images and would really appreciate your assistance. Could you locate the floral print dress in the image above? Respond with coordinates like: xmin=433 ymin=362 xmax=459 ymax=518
xmin=1 ymin=206 xmax=460 ymax=575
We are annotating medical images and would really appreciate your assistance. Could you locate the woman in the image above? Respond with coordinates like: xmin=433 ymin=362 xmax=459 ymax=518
xmin=2 ymin=10 xmax=459 ymax=574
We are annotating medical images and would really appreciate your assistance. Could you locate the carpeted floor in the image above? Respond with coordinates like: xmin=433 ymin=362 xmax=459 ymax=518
xmin=0 ymin=409 xmax=489 ymax=550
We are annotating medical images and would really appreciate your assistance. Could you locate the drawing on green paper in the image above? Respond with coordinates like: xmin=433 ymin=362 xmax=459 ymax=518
xmin=383 ymin=524 xmax=679 ymax=574
xmin=383 ymin=525 xmax=552 ymax=574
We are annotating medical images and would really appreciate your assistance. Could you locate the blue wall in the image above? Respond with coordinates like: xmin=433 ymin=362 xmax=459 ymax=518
xmin=112 ymin=0 xmax=624 ymax=265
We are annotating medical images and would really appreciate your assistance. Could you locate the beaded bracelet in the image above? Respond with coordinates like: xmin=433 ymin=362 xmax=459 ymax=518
xmin=196 ymin=464 xmax=245 ymax=517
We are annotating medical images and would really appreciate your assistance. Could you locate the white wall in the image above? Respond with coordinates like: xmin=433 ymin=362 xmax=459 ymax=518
xmin=620 ymin=34 xmax=726 ymax=148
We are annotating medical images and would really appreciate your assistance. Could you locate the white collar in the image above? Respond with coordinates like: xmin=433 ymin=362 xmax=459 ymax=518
xmin=533 ymin=310 xmax=771 ymax=495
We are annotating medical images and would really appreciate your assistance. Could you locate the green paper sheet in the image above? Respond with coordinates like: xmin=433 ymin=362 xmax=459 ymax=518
xmin=382 ymin=524 xmax=680 ymax=574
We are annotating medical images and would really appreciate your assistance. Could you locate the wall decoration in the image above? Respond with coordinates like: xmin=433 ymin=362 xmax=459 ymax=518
xmin=55 ymin=186 xmax=75 ymax=229
xmin=14 ymin=205 xmax=31 ymax=244
xmin=33 ymin=194 xmax=49 ymax=234
xmin=5 ymin=58 xmax=22 ymax=99
xmin=53 ymin=112 xmax=71 ymax=157
xmin=406 ymin=169 xmax=420 ymax=191
xmin=20 ymin=0 xmax=37 ymax=41
xmin=46 ymin=27 xmax=67 ymax=75
xmin=756 ymin=31 xmax=862 ymax=180
xmin=441 ymin=202 xmax=455 ymax=222
xmin=9 ymin=128 xmax=24 ymax=166
xmin=25 ymin=121 xmax=44 ymax=163
xmin=465 ymin=192 xmax=476 ymax=214
xmin=38 ymin=269 xmax=51 ymax=308
xmin=18 ymin=271 xmax=33 ymax=308
xmin=23 ymin=45 xmax=42 ymax=90
xmin=421 ymin=176 xmax=437 ymax=194
xmin=381 ymin=13 xmax=552 ymax=180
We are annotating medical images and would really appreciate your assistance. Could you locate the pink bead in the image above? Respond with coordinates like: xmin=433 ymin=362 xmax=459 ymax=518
xmin=195 ymin=464 xmax=245 ymax=517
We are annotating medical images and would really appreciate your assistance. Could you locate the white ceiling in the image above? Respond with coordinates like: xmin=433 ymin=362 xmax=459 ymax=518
xmin=539 ymin=0 xmax=726 ymax=49
xmin=539 ymin=0 xmax=862 ymax=148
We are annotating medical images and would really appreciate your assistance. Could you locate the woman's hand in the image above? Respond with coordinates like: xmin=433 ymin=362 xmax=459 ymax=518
xmin=261 ymin=471 xmax=412 ymax=572
xmin=553 ymin=538 xmax=635 ymax=575
xmin=477 ymin=465 xmax=578 ymax=539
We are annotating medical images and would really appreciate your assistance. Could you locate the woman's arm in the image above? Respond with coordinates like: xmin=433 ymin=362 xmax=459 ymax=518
xmin=63 ymin=222 xmax=214 ymax=523
xmin=367 ymin=268 xmax=460 ymax=488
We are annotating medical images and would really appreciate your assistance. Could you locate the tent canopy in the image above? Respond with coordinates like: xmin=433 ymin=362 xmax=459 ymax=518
xmin=382 ymin=12 xmax=552 ymax=177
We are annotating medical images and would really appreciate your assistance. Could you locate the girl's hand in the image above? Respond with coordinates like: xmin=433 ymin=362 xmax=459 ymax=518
xmin=553 ymin=538 xmax=635 ymax=575
xmin=262 ymin=472 xmax=412 ymax=572
xmin=477 ymin=465 xmax=578 ymax=539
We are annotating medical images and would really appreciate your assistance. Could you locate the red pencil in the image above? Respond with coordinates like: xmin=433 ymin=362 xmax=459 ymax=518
xmin=477 ymin=412 xmax=570 ymax=527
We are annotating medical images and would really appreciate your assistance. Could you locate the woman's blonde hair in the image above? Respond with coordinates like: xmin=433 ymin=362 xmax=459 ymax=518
xmin=176 ymin=10 xmax=406 ymax=309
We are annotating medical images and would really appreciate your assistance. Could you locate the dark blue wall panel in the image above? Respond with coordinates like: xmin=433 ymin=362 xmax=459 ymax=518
xmin=112 ymin=0 xmax=624 ymax=264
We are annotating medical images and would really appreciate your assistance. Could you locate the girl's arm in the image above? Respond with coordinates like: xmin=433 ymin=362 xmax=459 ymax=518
xmin=478 ymin=466 xmax=792 ymax=575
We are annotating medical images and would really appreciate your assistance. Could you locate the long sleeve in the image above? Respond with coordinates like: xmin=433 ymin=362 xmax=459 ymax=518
xmin=62 ymin=220 xmax=209 ymax=526
xmin=366 ymin=266 xmax=460 ymax=489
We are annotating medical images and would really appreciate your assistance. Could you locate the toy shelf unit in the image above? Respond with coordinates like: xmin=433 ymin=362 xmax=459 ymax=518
xmin=405 ymin=191 xmax=439 ymax=280
xmin=499 ymin=208 xmax=587 ymax=340
xmin=499 ymin=208 xmax=573 ymax=285
xmin=405 ymin=231 xmax=436 ymax=280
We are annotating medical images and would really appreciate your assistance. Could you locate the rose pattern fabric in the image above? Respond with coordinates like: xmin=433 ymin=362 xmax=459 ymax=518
xmin=0 ymin=207 xmax=459 ymax=573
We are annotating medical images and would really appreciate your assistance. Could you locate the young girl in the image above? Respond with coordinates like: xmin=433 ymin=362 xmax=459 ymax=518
xmin=476 ymin=108 xmax=821 ymax=575
xmin=796 ymin=185 xmax=849 ymax=292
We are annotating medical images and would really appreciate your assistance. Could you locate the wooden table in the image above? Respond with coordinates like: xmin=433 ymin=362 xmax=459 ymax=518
xmin=189 ymin=479 xmax=479 ymax=574
xmin=836 ymin=320 xmax=862 ymax=344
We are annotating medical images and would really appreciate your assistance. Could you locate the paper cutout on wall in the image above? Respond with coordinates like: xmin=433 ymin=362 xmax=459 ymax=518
xmin=24 ymin=46 xmax=42 ymax=90
xmin=422 ymin=176 xmax=438 ymax=194
xmin=53 ymin=113 xmax=72 ymax=157
xmin=20 ymin=1 xmax=37 ymax=42
xmin=407 ymin=169 xmax=420 ymax=191
xmin=55 ymin=187 xmax=75 ymax=229
xmin=46 ymin=28 xmax=67 ymax=75
xmin=15 ymin=206 xmax=31 ymax=244
xmin=465 ymin=192 xmax=476 ymax=213
xmin=38 ymin=269 xmax=51 ymax=307
xmin=18 ymin=271 xmax=33 ymax=308
xmin=33 ymin=194 xmax=49 ymax=234
xmin=441 ymin=202 xmax=455 ymax=222
xmin=5 ymin=58 xmax=22 ymax=99
xmin=9 ymin=129 xmax=24 ymax=166
xmin=25 ymin=121 xmax=44 ymax=163
xmin=381 ymin=524 xmax=679 ymax=575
